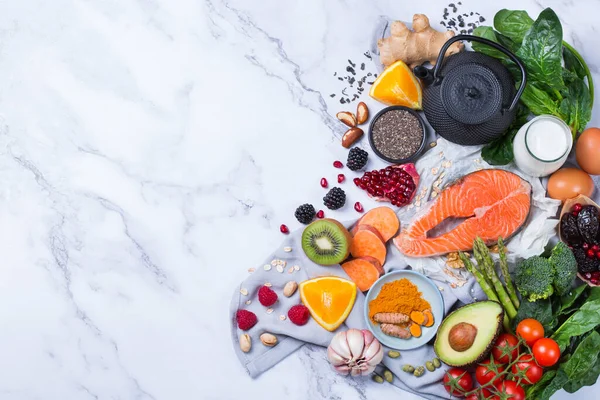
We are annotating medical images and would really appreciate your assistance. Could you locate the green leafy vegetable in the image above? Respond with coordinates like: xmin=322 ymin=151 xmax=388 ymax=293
xmin=559 ymin=284 xmax=587 ymax=315
xmin=516 ymin=8 xmax=564 ymax=90
xmin=480 ymin=104 xmax=528 ymax=165
xmin=520 ymin=83 xmax=561 ymax=116
xmin=564 ymin=46 xmax=587 ymax=80
xmin=493 ymin=9 xmax=533 ymax=43
xmin=552 ymin=297 xmax=600 ymax=351
xmin=513 ymin=298 xmax=554 ymax=332
xmin=559 ymin=77 xmax=592 ymax=134
xmin=564 ymin=356 xmax=600 ymax=393
xmin=526 ymin=370 xmax=556 ymax=399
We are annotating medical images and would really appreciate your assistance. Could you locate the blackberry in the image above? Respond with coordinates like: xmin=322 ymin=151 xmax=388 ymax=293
xmin=294 ymin=204 xmax=316 ymax=224
xmin=347 ymin=147 xmax=368 ymax=171
xmin=323 ymin=187 xmax=346 ymax=210
xmin=574 ymin=248 xmax=600 ymax=273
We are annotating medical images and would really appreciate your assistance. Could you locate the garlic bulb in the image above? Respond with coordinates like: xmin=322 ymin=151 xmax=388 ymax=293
xmin=327 ymin=329 xmax=384 ymax=376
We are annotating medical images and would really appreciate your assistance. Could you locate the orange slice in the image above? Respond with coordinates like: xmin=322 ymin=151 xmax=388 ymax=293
xmin=299 ymin=276 xmax=357 ymax=331
xmin=369 ymin=60 xmax=422 ymax=109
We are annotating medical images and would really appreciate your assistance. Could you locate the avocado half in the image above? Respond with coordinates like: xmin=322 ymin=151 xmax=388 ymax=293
xmin=434 ymin=301 xmax=504 ymax=368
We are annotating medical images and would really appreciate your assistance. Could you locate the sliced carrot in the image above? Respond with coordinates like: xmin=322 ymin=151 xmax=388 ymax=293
xmin=410 ymin=310 xmax=426 ymax=325
xmin=350 ymin=225 xmax=387 ymax=266
xmin=423 ymin=309 xmax=434 ymax=327
xmin=409 ymin=323 xmax=422 ymax=338
xmin=341 ymin=257 xmax=383 ymax=292
xmin=350 ymin=206 xmax=399 ymax=242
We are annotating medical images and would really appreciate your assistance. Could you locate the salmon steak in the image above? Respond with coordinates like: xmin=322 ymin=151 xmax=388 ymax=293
xmin=393 ymin=169 xmax=531 ymax=257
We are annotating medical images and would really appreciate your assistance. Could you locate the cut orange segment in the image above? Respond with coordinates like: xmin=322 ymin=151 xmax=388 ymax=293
xmin=369 ymin=60 xmax=422 ymax=109
xmin=299 ymin=276 xmax=357 ymax=332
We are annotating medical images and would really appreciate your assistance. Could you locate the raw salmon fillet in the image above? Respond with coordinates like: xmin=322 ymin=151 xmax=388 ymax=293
xmin=393 ymin=169 xmax=531 ymax=257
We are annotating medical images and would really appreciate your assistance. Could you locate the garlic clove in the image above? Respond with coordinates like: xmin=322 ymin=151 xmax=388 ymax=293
xmin=350 ymin=366 xmax=362 ymax=376
xmin=329 ymin=331 xmax=352 ymax=360
xmin=363 ymin=340 xmax=384 ymax=366
xmin=334 ymin=365 xmax=351 ymax=375
xmin=346 ymin=329 xmax=365 ymax=359
xmin=361 ymin=364 xmax=377 ymax=376
xmin=327 ymin=345 xmax=347 ymax=366
xmin=362 ymin=329 xmax=375 ymax=347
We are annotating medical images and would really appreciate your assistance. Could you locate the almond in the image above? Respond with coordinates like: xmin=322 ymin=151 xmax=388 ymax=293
xmin=260 ymin=333 xmax=278 ymax=347
xmin=356 ymin=102 xmax=369 ymax=124
xmin=336 ymin=111 xmax=357 ymax=128
xmin=239 ymin=334 xmax=251 ymax=353
xmin=283 ymin=281 xmax=298 ymax=297
xmin=341 ymin=127 xmax=364 ymax=148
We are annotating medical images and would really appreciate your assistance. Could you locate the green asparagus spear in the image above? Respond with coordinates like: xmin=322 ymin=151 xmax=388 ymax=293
xmin=497 ymin=237 xmax=520 ymax=309
xmin=474 ymin=238 xmax=518 ymax=319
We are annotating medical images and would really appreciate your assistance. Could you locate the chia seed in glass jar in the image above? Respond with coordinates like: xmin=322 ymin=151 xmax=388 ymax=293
xmin=371 ymin=109 xmax=424 ymax=160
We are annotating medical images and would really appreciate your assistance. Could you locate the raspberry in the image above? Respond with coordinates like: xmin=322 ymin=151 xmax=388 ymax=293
xmin=236 ymin=309 xmax=258 ymax=331
xmin=258 ymin=286 xmax=278 ymax=307
xmin=288 ymin=304 xmax=310 ymax=326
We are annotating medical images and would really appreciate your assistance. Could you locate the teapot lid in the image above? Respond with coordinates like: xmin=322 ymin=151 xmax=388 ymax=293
xmin=440 ymin=62 xmax=503 ymax=125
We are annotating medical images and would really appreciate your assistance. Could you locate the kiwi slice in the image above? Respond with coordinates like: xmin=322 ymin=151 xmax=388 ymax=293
xmin=301 ymin=219 xmax=352 ymax=266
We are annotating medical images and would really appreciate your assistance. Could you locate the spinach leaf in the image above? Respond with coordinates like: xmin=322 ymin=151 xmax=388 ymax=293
xmin=481 ymin=103 xmax=529 ymax=165
xmin=526 ymin=370 xmax=557 ymax=399
xmin=493 ymin=9 xmax=534 ymax=43
xmin=472 ymin=26 xmax=513 ymax=62
xmin=552 ymin=298 xmax=600 ymax=351
xmin=520 ymin=82 xmax=561 ymax=116
xmin=516 ymin=8 xmax=564 ymax=90
xmin=559 ymin=77 xmax=592 ymax=135
xmin=564 ymin=45 xmax=587 ymax=80
xmin=563 ymin=331 xmax=600 ymax=381
xmin=587 ymin=286 xmax=600 ymax=302
xmin=537 ymin=369 xmax=569 ymax=400
xmin=565 ymin=355 xmax=600 ymax=393
xmin=514 ymin=297 xmax=555 ymax=332
xmin=559 ymin=284 xmax=588 ymax=315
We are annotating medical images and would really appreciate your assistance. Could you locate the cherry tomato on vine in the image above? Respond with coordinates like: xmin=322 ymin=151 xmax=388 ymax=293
xmin=465 ymin=388 xmax=494 ymax=400
xmin=516 ymin=318 xmax=545 ymax=347
xmin=443 ymin=368 xmax=474 ymax=398
xmin=533 ymin=338 xmax=561 ymax=367
xmin=511 ymin=354 xmax=543 ymax=384
xmin=495 ymin=380 xmax=525 ymax=400
xmin=475 ymin=359 xmax=505 ymax=386
xmin=491 ymin=333 xmax=519 ymax=364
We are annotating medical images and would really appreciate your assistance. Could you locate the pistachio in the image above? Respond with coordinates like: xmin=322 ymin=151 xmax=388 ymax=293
xmin=402 ymin=364 xmax=415 ymax=373
xmin=283 ymin=281 xmax=298 ymax=297
xmin=336 ymin=111 xmax=357 ymax=128
xmin=413 ymin=366 xmax=426 ymax=377
xmin=341 ymin=127 xmax=364 ymax=148
xmin=239 ymin=334 xmax=251 ymax=353
xmin=387 ymin=350 xmax=401 ymax=359
xmin=260 ymin=333 xmax=278 ymax=347
xmin=356 ymin=102 xmax=369 ymax=124
xmin=372 ymin=374 xmax=384 ymax=384
xmin=433 ymin=358 xmax=441 ymax=368
xmin=383 ymin=369 xmax=393 ymax=383
xmin=426 ymin=361 xmax=435 ymax=372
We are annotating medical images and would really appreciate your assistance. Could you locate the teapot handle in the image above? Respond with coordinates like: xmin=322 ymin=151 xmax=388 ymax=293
xmin=432 ymin=34 xmax=527 ymax=112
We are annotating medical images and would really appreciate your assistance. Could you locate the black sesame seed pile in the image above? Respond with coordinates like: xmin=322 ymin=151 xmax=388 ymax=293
xmin=372 ymin=110 xmax=424 ymax=160
xmin=330 ymin=52 xmax=378 ymax=104
xmin=441 ymin=2 xmax=485 ymax=34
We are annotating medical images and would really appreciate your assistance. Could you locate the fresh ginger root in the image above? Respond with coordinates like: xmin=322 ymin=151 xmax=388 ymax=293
xmin=378 ymin=14 xmax=465 ymax=68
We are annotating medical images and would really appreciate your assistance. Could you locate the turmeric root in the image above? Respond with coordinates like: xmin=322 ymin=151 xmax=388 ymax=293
xmin=423 ymin=310 xmax=434 ymax=327
xmin=410 ymin=311 xmax=426 ymax=325
xmin=374 ymin=312 xmax=410 ymax=324
xmin=409 ymin=323 xmax=422 ymax=338
xmin=378 ymin=14 xmax=465 ymax=68
xmin=381 ymin=323 xmax=412 ymax=339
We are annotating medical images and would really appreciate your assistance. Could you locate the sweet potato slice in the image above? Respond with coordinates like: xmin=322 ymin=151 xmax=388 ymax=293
xmin=341 ymin=257 xmax=384 ymax=292
xmin=350 ymin=225 xmax=387 ymax=265
xmin=423 ymin=309 xmax=434 ymax=327
xmin=350 ymin=206 xmax=399 ymax=242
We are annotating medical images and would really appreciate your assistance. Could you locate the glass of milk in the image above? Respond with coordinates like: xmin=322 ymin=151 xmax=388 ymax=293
xmin=513 ymin=115 xmax=572 ymax=177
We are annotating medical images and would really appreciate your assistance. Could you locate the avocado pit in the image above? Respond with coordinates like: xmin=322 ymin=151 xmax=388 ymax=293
xmin=448 ymin=322 xmax=478 ymax=352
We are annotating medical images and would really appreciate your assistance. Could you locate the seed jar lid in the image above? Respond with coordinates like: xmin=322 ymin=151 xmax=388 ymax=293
xmin=440 ymin=62 xmax=503 ymax=125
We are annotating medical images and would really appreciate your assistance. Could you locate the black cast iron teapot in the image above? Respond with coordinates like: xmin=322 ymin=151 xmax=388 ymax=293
xmin=413 ymin=35 xmax=527 ymax=146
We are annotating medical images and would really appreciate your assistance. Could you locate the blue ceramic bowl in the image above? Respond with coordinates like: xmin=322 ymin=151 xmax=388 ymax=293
xmin=364 ymin=270 xmax=444 ymax=350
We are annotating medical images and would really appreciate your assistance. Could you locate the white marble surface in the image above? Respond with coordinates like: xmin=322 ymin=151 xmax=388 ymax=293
xmin=1 ymin=0 xmax=598 ymax=399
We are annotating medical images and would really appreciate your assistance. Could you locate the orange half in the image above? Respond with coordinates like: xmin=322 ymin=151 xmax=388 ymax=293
xmin=299 ymin=276 xmax=357 ymax=332
xmin=369 ymin=60 xmax=422 ymax=109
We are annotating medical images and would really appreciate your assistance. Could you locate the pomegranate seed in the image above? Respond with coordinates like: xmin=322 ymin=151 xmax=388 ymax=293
xmin=316 ymin=210 xmax=324 ymax=219
xmin=354 ymin=202 xmax=364 ymax=213
xmin=584 ymin=243 xmax=590 ymax=250
xmin=592 ymin=245 xmax=599 ymax=251
xmin=573 ymin=210 xmax=580 ymax=217
xmin=593 ymin=272 xmax=600 ymax=279
xmin=333 ymin=161 xmax=343 ymax=168
xmin=574 ymin=203 xmax=583 ymax=212
xmin=596 ymin=251 xmax=600 ymax=259
xmin=586 ymin=272 xmax=593 ymax=280
xmin=353 ymin=178 xmax=361 ymax=186
xmin=592 ymin=278 xmax=600 ymax=285
xmin=587 ymin=249 xmax=596 ymax=258
xmin=338 ymin=174 xmax=345 ymax=183
xmin=355 ymin=165 xmax=418 ymax=206
xmin=320 ymin=178 xmax=328 ymax=188
xmin=280 ymin=224 xmax=289 ymax=234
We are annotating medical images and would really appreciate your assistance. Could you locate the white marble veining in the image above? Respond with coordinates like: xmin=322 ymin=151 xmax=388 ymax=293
xmin=0 ymin=0 xmax=598 ymax=399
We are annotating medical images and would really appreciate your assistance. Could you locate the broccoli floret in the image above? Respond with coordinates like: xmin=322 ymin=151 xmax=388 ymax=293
xmin=549 ymin=242 xmax=578 ymax=296
xmin=515 ymin=256 xmax=555 ymax=302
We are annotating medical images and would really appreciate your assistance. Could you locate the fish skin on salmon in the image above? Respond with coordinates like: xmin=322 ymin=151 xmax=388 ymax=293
xmin=393 ymin=169 xmax=531 ymax=257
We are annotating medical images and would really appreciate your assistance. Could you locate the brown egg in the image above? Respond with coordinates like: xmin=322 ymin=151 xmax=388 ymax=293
xmin=548 ymin=168 xmax=594 ymax=202
xmin=576 ymin=127 xmax=600 ymax=175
